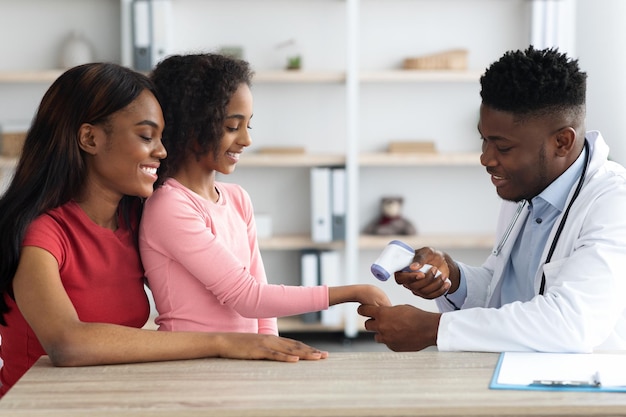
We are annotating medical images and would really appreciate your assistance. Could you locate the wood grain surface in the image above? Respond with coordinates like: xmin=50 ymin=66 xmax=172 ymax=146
xmin=1 ymin=351 xmax=625 ymax=417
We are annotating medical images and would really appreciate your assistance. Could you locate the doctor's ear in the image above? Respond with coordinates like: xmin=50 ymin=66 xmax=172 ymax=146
xmin=78 ymin=123 xmax=98 ymax=155
xmin=553 ymin=127 xmax=577 ymax=157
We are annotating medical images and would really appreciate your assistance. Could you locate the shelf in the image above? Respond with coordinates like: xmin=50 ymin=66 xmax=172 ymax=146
xmin=144 ymin=314 xmax=363 ymax=333
xmin=360 ymin=70 xmax=483 ymax=83
xmin=359 ymin=234 xmax=494 ymax=250
xmin=0 ymin=156 xmax=18 ymax=169
xmin=359 ymin=152 xmax=482 ymax=166
xmin=238 ymin=152 xmax=482 ymax=168
xmin=0 ymin=70 xmax=482 ymax=84
xmin=239 ymin=153 xmax=345 ymax=167
xmin=258 ymin=234 xmax=494 ymax=251
xmin=142 ymin=314 xmax=358 ymax=333
xmin=255 ymin=70 xmax=483 ymax=83
xmin=258 ymin=235 xmax=344 ymax=251
xmin=278 ymin=316 xmax=367 ymax=334
xmin=0 ymin=70 xmax=63 ymax=83
xmin=0 ymin=153 xmax=482 ymax=169
xmin=254 ymin=70 xmax=345 ymax=83
xmin=0 ymin=70 xmax=345 ymax=84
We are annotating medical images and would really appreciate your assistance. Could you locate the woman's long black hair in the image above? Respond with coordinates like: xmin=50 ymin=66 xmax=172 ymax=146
xmin=0 ymin=63 xmax=157 ymax=325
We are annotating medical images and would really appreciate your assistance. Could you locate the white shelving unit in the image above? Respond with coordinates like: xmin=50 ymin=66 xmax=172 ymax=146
xmin=0 ymin=0 xmax=533 ymax=336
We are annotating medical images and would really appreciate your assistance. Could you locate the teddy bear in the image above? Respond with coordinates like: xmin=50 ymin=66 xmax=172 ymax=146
xmin=364 ymin=196 xmax=417 ymax=236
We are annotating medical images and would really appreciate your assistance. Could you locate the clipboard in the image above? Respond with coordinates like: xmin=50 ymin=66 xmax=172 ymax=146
xmin=490 ymin=352 xmax=626 ymax=392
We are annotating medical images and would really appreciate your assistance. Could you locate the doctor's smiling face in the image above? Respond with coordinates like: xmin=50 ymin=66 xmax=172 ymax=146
xmin=478 ymin=104 xmax=570 ymax=202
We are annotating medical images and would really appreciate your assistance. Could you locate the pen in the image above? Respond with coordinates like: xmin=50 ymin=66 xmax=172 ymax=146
xmin=530 ymin=371 xmax=602 ymax=388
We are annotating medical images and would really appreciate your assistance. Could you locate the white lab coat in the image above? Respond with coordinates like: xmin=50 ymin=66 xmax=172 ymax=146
xmin=436 ymin=131 xmax=626 ymax=352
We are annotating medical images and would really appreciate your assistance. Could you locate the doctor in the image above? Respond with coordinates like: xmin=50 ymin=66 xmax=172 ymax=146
xmin=359 ymin=46 xmax=626 ymax=353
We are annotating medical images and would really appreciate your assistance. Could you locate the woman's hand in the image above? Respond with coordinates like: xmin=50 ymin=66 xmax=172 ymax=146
xmin=216 ymin=333 xmax=329 ymax=362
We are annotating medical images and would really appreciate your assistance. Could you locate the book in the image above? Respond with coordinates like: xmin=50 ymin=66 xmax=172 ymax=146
xmin=0 ymin=121 xmax=28 ymax=157
xmin=131 ymin=0 xmax=151 ymax=70
xmin=131 ymin=0 xmax=171 ymax=71
xmin=256 ymin=146 xmax=306 ymax=154
xmin=387 ymin=141 xmax=436 ymax=153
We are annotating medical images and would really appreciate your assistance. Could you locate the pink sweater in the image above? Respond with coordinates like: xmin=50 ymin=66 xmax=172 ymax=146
xmin=139 ymin=178 xmax=328 ymax=334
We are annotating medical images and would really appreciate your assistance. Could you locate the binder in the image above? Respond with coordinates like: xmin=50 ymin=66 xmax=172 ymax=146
xmin=310 ymin=167 xmax=332 ymax=243
xmin=319 ymin=250 xmax=343 ymax=326
xmin=331 ymin=167 xmax=346 ymax=241
xmin=300 ymin=250 xmax=321 ymax=323
xmin=132 ymin=0 xmax=171 ymax=71
xmin=132 ymin=0 xmax=151 ymax=70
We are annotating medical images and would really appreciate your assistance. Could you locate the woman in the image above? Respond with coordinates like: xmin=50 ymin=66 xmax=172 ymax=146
xmin=140 ymin=53 xmax=390 ymax=334
xmin=0 ymin=63 xmax=327 ymax=397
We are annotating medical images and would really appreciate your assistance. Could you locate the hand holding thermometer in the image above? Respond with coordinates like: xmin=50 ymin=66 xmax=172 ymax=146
xmin=371 ymin=240 xmax=443 ymax=282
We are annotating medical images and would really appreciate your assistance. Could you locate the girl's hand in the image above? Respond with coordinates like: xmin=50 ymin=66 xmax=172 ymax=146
xmin=329 ymin=285 xmax=391 ymax=307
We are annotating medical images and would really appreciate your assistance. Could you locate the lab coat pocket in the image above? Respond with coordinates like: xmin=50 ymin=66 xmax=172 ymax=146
xmin=541 ymin=257 xmax=569 ymax=290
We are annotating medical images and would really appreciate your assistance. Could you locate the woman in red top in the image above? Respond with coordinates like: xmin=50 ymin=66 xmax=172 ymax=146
xmin=0 ymin=63 xmax=326 ymax=397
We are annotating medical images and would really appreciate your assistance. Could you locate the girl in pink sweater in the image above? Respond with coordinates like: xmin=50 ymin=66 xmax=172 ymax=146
xmin=139 ymin=53 xmax=390 ymax=334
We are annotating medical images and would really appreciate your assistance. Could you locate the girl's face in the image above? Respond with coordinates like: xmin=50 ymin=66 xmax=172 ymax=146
xmin=203 ymin=83 xmax=253 ymax=175
xmin=86 ymin=90 xmax=166 ymax=199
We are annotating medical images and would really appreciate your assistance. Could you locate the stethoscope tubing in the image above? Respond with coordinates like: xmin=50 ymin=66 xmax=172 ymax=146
xmin=489 ymin=140 xmax=590 ymax=295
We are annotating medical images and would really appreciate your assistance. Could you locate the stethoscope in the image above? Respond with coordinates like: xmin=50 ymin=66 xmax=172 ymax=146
xmin=491 ymin=140 xmax=590 ymax=295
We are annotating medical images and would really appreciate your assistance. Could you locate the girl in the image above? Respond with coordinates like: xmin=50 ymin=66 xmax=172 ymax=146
xmin=140 ymin=53 xmax=390 ymax=334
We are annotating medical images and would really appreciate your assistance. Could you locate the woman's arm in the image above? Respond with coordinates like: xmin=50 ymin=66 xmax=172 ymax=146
xmin=13 ymin=246 xmax=327 ymax=366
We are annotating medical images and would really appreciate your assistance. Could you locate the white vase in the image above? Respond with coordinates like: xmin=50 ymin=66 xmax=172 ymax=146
xmin=59 ymin=32 xmax=94 ymax=69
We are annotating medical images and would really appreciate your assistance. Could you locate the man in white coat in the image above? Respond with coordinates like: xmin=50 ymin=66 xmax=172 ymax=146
xmin=359 ymin=46 xmax=626 ymax=352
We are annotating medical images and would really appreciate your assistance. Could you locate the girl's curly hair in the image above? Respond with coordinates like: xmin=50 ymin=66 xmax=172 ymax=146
xmin=150 ymin=53 xmax=253 ymax=184
xmin=480 ymin=46 xmax=587 ymax=121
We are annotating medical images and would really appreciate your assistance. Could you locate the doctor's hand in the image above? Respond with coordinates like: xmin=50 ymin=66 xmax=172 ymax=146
xmin=394 ymin=247 xmax=460 ymax=299
xmin=358 ymin=304 xmax=441 ymax=352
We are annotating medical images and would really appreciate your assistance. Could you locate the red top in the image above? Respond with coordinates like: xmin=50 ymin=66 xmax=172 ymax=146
xmin=0 ymin=201 xmax=149 ymax=397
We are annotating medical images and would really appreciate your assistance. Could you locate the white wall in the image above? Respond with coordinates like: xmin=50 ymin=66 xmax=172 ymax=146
xmin=575 ymin=0 xmax=626 ymax=165
xmin=0 ymin=0 xmax=121 ymax=122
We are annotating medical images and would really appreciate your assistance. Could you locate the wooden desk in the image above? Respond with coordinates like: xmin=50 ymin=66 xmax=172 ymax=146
xmin=1 ymin=351 xmax=625 ymax=417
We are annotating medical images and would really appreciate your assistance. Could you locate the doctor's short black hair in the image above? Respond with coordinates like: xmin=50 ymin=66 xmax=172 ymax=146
xmin=480 ymin=46 xmax=587 ymax=120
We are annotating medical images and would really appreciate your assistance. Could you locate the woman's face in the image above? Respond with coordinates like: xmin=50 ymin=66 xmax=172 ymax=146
xmin=202 ymin=83 xmax=253 ymax=175
xmin=87 ymin=90 xmax=166 ymax=199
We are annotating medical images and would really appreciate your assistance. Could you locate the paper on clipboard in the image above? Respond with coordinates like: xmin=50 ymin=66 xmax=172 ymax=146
xmin=490 ymin=352 xmax=626 ymax=392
